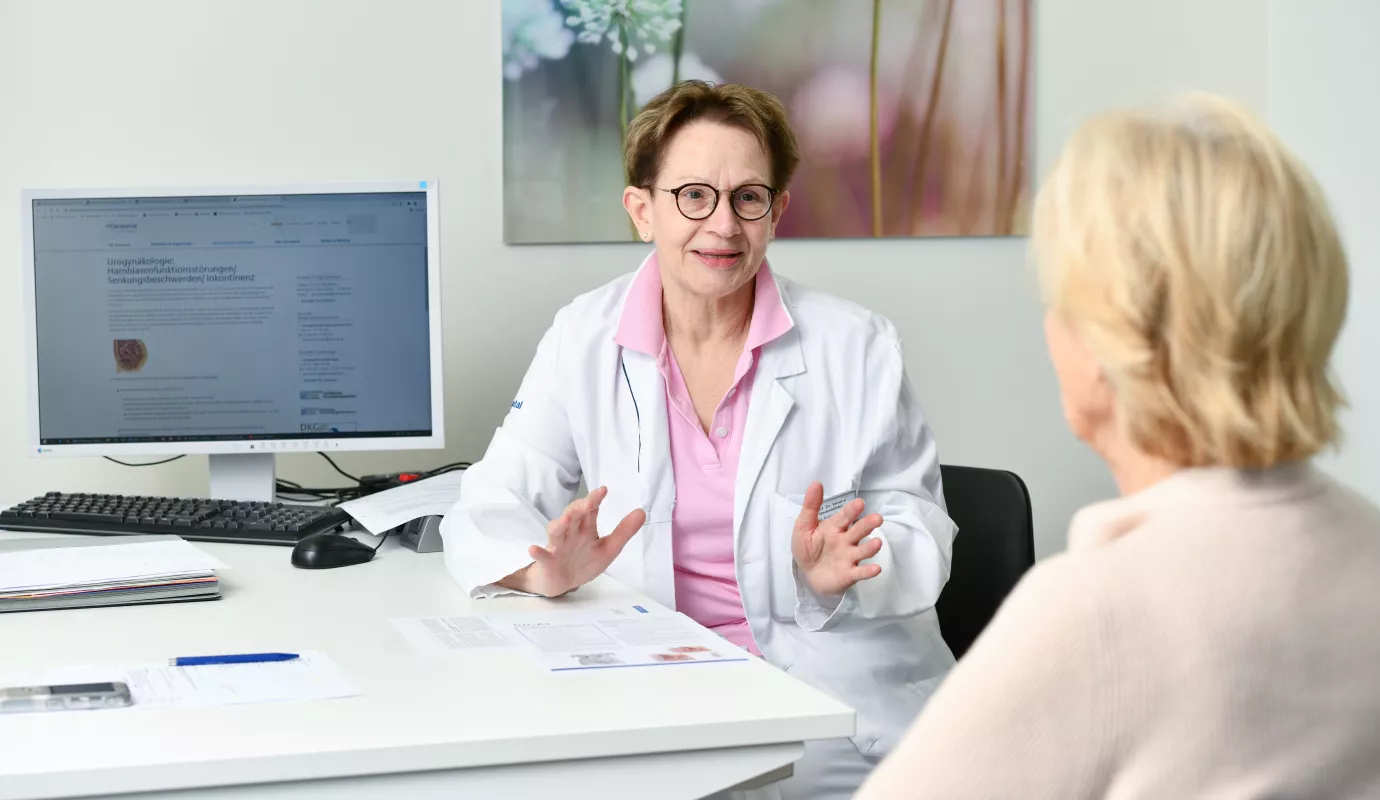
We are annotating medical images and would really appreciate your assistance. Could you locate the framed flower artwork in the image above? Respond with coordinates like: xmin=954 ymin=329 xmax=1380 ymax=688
xmin=502 ymin=0 xmax=1033 ymax=243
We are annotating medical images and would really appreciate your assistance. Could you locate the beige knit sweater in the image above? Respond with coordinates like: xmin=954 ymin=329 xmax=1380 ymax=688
xmin=855 ymin=462 xmax=1380 ymax=799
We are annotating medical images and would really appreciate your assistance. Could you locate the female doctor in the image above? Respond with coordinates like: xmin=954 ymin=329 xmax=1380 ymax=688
xmin=441 ymin=81 xmax=956 ymax=800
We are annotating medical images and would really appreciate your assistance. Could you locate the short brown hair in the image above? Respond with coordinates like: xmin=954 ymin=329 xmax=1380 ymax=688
xmin=624 ymin=80 xmax=801 ymax=190
xmin=1034 ymin=93 xmax=1349 ymax=469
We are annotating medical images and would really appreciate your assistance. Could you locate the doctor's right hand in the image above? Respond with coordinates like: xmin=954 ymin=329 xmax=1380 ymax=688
xmin=505 ymin=487 xmax=647 ymax=597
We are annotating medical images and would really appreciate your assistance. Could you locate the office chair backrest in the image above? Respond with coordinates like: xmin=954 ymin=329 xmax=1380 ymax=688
xmin=934 ymin=465 xmax=1036 ymax=660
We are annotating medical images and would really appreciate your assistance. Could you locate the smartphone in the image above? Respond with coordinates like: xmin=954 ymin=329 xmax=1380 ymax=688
xmin=0 ymin=681 xmax=133 ymax=714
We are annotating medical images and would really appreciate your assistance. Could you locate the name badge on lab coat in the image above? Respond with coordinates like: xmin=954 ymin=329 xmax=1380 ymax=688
xmin=817 ymin=488 xmax=859 ymax=521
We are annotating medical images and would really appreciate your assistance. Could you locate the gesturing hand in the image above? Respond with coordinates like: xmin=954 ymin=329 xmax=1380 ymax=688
xmin=791 ymin=482 xmax=885 ymax=597
xmin=520 ymin=486 xmax=646 ymax=597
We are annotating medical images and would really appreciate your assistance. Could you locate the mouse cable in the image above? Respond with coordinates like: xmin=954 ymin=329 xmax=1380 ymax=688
xmin=371 ymin=527 xmax=392 ymax=553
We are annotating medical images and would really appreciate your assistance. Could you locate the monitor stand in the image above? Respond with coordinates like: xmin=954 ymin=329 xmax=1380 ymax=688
xmin=208 ymin=453 xmax=276 ymax=502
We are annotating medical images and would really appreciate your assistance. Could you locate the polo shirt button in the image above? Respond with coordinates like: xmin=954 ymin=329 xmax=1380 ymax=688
xmin=715 ymin=427 xmax=728 ymax=438
xmin=727 ymin=387 xmax=736 ymax=398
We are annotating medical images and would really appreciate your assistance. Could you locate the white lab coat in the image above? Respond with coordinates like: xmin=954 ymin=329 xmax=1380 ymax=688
xmin=441 ymin=259 xmax=957 ymax=796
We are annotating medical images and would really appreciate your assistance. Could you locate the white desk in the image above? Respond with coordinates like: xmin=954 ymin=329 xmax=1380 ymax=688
xmin=0 ymin=534 xmax=854 ymax=800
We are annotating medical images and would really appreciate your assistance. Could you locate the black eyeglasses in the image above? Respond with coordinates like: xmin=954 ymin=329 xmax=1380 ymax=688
xmin=649 ymin=183 xmax=778 ymax=221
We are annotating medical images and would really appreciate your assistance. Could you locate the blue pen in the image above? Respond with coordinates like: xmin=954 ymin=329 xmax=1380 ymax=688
xmin=170 ymin=652 xmax=299 ymax=667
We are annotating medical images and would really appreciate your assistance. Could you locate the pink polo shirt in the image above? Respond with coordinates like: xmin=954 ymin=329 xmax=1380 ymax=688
xmin=614 ymin=256 xmax=794 ymax=656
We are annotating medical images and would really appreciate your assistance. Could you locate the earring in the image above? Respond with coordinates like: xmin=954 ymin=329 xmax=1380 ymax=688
xmin=642 ymin=231 xmax=651 ymax=241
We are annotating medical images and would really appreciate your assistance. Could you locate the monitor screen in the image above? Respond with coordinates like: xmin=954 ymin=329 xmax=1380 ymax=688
xmin=23 ymin=184 xmax=442 ymax=455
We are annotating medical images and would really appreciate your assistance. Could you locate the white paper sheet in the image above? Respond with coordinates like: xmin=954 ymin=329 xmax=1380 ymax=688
xmin=392 ymin=606 xmax=751 ymax=671
xmin=389 ymin=615 xmax=514 ymax=655
xmin=338 ymin=471 xmax=463 ymax=534
xmin=0 ymin=539 xmax=229 ymax=593
xmin=499 ymin=608 xmax=751 ymax=671
xmin=8 ymin=651 xmax=358 ymax=710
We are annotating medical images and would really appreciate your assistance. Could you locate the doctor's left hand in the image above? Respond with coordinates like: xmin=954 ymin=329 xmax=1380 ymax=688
xmin=791 ymin=482 xmax=885 ymax=597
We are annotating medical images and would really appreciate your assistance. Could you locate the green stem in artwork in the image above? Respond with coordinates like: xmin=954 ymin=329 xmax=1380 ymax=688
xmin=617 ymin=21 xmax=638 ymax=240
xmin=909 ymin=0 xmax=956 ymax=234
xmin=1006 ymin=0 xmax=1031 ymax=233
xmin=618 ymin=22 xmax=630 ymax=144
xmin=869 ymin=0 xmax=883 ymax=237
xmin=995 ymin=0 xmax=1010 ymax=234
xmin=671 ymin=1 xmax=688 ymax=86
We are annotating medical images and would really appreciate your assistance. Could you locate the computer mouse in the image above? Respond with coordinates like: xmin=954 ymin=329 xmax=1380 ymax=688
xmin=291 ymin=532 xmax=377 ymax=569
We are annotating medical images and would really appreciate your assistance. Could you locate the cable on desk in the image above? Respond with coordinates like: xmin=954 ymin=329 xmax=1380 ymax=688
xmin=274 ymin=480 xmax=359 ymax=504
xmin=317 ymin=452 xmax=359 ymax=483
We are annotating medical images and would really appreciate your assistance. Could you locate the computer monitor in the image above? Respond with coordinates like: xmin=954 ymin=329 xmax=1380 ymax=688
xmin=21 ymin=181 xmax=444 ymax=501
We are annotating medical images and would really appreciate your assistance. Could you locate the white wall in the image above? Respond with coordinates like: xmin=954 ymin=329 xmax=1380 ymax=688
xmin=0 ymin=0 xmax=1266 ymax=557
xmin=1268 ymin=0 xmax=1380 ymax=504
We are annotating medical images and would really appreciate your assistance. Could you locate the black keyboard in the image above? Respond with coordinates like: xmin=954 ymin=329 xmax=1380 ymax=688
xmin=0 ymin=493 xmax=350 ymax=546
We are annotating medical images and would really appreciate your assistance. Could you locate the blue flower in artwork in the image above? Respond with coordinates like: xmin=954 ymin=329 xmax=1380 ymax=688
xmin=560 ymin=0 xmax=683 ymax=62
xmin=503 ymin=0 xmax=577 ymax=81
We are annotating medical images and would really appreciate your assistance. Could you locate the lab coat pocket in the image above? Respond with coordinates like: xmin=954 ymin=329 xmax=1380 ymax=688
xmin=767 ymin=492 xmax=805 ymax=620
xmin=597 ymin=485 xmax=645 ymax=535
xmin=598 ymin=481 xmax=665 ymax=600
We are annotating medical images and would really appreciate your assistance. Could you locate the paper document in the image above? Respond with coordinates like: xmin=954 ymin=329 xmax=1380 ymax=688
xmin=390 ymin=615 xmax=514 ymax=655
xmin=339 ymin=471 xmax=463 ymax=534
xmin=0 ymin=539 xmax=229 ymax=593
xmin=392 ymin=606 xmax=750 ymax=671
xmin=6 ymin=651 xmax=358 ymax=710
xmin=499 ymin=608 xmax=752 ymax=671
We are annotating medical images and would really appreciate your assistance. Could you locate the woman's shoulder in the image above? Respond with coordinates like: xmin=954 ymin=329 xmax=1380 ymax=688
xmin=774 ymin=273 xmax=903 ymax=348
xmin=542 ymin=270 xmax=640 ymax=346
xmin=563 ymin=270 xmax=640 ymax=319
xmin=957 ymin=547 xmax=1113 ymax=681
xmin=1068 ymin=463 xmax=1380 ymax=550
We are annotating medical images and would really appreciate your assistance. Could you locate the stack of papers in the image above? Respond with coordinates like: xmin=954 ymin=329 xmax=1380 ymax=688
xmin=0 ymin=535 xmax=228 ymax=613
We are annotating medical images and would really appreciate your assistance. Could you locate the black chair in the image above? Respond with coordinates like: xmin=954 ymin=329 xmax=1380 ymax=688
xmin=934 ymin=465 xmax=1036 ymax=660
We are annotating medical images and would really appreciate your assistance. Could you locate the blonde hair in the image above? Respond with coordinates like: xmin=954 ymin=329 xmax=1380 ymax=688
xmin=624 ymin=80 xmax=801 ymax=190
xmin=1033 ymin=94 xmax=1349 ymax=469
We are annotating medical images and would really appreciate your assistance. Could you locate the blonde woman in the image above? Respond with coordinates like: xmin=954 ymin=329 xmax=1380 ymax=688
xmin=855 ymin=95 xmax=1380 ymax=798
